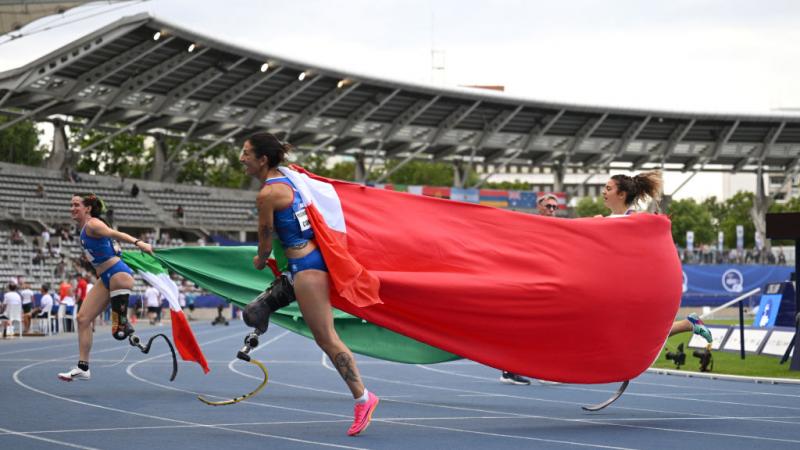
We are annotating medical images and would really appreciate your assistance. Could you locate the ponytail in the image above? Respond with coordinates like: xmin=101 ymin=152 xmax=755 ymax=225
xmin=610 ymin=170 xmax=663 ymax=208
xmin=246 ymin=132 xmax=291 ymax=168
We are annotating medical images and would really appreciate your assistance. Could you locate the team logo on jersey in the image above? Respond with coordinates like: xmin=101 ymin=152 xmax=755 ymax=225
xmin=721 ymin=269 xmax=744 ymax=293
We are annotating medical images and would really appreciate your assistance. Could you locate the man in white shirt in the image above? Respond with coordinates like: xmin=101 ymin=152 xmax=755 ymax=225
xmin=1 ymin=283 xmax=22 ymax=336
xmin=19 ymin=282 xmax=34 ymax=333
xmin=144 ymin=286 xmax=161 ymax=325
xmin=29 ymin=284 xmax=54 ymax=333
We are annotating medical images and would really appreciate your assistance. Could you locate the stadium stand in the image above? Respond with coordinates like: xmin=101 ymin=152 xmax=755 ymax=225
xmin=0 ymin=161 xmax=257 ymax=231
xmin=0 ymin=161 xmax=257 ymax=299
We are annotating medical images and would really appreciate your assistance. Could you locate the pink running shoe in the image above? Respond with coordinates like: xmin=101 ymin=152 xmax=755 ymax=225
xmin=347 ymin=392 xmax=379 ymax=436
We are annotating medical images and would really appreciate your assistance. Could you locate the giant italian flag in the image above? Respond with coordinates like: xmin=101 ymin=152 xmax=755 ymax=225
xmin=277 ymin=166 xmax=683 ymax=384
xmin=122 ymin=252 xmax=210 ymax=374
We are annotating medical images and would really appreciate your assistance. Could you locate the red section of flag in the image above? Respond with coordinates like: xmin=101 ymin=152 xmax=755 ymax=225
xmin=295 ymin=169 xmax=681 ymax=383
xmin=305 ymin=204 xmax=382 ymax=308
xmin=170 ymin=309 xmax=210 ymax=373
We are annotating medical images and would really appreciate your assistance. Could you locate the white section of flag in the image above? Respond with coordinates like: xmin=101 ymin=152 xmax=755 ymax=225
xmin=138 ymin=271 xmax=182 ymax=312
xmin=278 ymin=167 xmax=346 ymax=233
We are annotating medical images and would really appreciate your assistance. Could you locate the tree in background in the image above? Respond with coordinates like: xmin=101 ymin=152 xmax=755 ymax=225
xmin=484 ymin=180 xmax=533 ymax=190
xmin=175 ymin=141 xmax=249 ymax=189
xmin=574 ymin=196 xmax=607 ymax=217
xmin=0 ymin=117 xmax=45 ymax=166
xmin=376 ymin=160 xmax=480 ymax=186
xmin=298 ymin=153 xmax=356 ymax=180
xmin=74 ymin=130 xmax=149 ymax=177
xmin=713 ymin=192 xmax=756 ymax=249
xmin=666 ymin=198 xmax=715 ymax=247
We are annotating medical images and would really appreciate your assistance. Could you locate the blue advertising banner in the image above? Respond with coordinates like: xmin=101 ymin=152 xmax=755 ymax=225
xmin=681 ymin=265 xmax=794 ymax=306
xmin=754 ymin=294 xmax=781 ymax=327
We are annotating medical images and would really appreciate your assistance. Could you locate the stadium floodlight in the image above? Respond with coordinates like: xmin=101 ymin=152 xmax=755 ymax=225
xmin=153 ymin=31 xmax=161 ymax=41
xmin=260 ymin=62 xmax=269 ymax=73
xmin=188 ymin=43 xmax=196 ymax=53
xmin=298 ymin=71 xmax=307 ymax=81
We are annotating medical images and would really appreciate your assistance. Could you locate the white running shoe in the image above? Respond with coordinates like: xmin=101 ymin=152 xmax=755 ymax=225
xmin=58 ymin=367 xmax=91 ymax=381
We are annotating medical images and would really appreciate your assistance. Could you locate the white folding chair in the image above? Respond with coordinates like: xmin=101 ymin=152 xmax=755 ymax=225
xmin=3 ymin=303 xmax=23 ymax=338
xmin=36 ymin=310 xmax=51 ymax=336
xmin=60 ymin=303 xmax=76 ymax=333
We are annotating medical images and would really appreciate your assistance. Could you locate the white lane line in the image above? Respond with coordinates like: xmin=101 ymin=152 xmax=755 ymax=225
xmin=326 ymin=353 xmax=643 ymax=449
xmin=13 ymin=332 xmax=368 ymax=450
xmin=426 ymin=359 xmax=800 ymax=398
xmin=2 ymin=415 xmax=582 ymax=436
xmin=0 ymin=426 xmax=100 ymax=450
xmin=0 ymin=341 xmax=78 ymax=356
xmin=415 ymin=361 xmax=800 ymax=414
xmin=124 ymin=331 xmax=368 ymax=449
xmin=380 ymin=420 xmax=639 ymax=450
xmin=342 ymin=362 xmax=800 ymax=444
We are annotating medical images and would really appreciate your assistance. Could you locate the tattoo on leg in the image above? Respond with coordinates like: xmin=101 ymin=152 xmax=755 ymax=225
xmin=333 ymin=352 xmax=359 ymax=383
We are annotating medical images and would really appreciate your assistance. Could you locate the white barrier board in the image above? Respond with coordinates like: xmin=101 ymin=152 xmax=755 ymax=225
xmin=723 ymin=328 xmax=769 ymax=352
xmin=761 ymin=330 xmax=796 ymax=357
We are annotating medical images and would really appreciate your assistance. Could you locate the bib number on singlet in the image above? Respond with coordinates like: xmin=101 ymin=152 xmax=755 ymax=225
xmin=295 ymin=208 xmax=311 ymax=232
xmin=83 ymin=248 xmax=96 ymax=263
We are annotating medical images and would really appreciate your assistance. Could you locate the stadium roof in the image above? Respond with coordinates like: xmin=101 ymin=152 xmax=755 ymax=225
xmin=1 ymin=13 xmax=800 ymax=175
xmin=0 ymin=0 xmax=95 ymax=35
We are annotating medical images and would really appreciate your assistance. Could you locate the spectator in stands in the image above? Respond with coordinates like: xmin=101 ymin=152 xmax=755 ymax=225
xmin=58 ymin=224 xmax=72 ymax=242
xmin=30 ymin=284 xmax=53 ymax=331
xmin=240 ymin=132 xmax=378 ymax=436
xmin=19 ymin=282 xmax=34 ymax=333
xmin=58 ymin=193 xmax=154 ymax=382
xmin=1 ymin=282 xmax=22 ymax=337
xmin=144 ymin=285 xmax=161 ymax=325
xmin=50 ymin=291 xmax=61 ymax=333
xmin=32 ymin=248 xmax=45 ymax=265
xmin=106 ymin=207 xmax=114 ymax=226
xmin=175 ymin=205 xmax=185 ymax=221
xmin=601 ymin=171 xmax=713 ymax=344
xmin=130 ymin=183 xmax=139 ymax=198
xmin=36 ymin=183 xmax=45 ymax=198
xmin=10 ymin=228 xmax=24 ymax=245
xmin=47 ymin=241 xmax=60 ymax=258
xmin=778 ymin=248 xmax=787 ymax=265
xmin=54 ymin=255 xmax=67 ymax=279
xmin=537 ymin=194 xmax=559 ymax=217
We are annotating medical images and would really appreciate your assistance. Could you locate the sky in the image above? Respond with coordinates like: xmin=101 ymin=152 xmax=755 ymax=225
xmin=2 ymin=0 xmax=799 ymax=198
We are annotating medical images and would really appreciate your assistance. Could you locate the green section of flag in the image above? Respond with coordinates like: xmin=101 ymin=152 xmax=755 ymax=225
xmin=122 ymin=246 xmax=459 ymax=364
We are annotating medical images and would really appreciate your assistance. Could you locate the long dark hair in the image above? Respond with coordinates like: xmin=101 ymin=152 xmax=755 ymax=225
xmin=610 ymin=170 xmax=663 ymax=207
xmin=246 ymin=132 xmax=292 ymax=168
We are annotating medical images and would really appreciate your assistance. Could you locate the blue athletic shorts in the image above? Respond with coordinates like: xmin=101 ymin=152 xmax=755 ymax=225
xmin=287 ymin=248 xmax=328 ymax=276
xmin=99 ymin=259 xmax=134 ymax=289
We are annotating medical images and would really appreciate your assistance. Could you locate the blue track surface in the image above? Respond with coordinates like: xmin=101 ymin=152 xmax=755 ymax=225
xmin=2 ymin=320 xmax=800 ymax=449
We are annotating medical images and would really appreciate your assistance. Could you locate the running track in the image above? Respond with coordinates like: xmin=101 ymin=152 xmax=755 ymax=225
xmin=2 ymin=320 xmax=800 ymax=449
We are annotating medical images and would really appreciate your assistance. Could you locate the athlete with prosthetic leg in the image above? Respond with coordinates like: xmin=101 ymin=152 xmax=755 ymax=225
xmin=58 ymin=193 xmax=154 ymax=381
xmin=238 ymin=132 xmax=379 ymax=436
